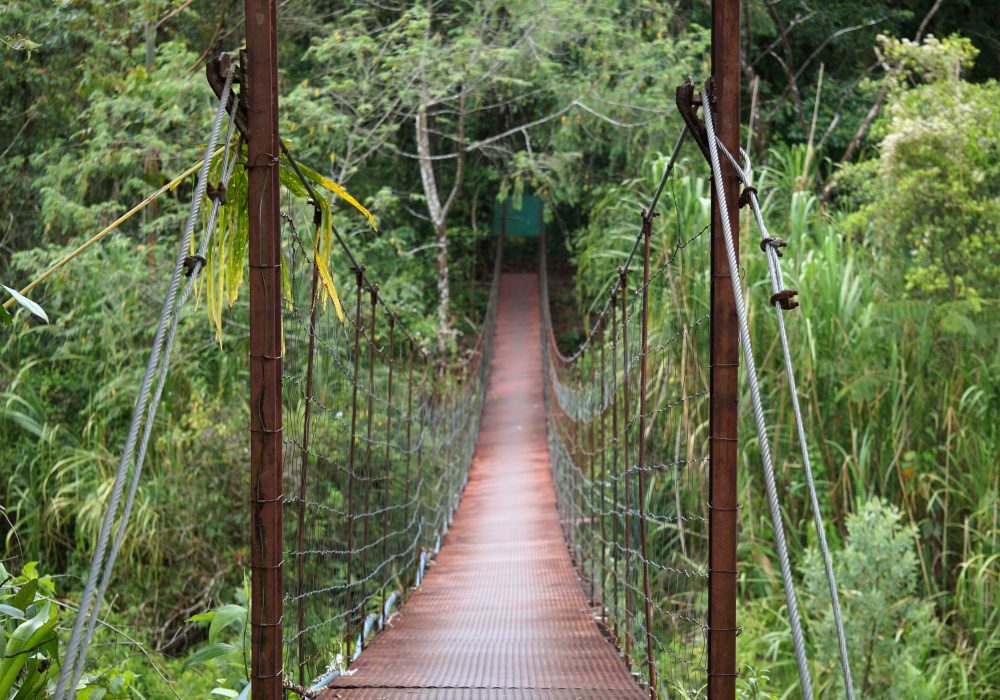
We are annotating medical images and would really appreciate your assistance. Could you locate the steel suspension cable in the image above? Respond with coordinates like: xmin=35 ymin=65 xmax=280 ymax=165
xmin=55 ymin=64 xmax=238 ymax=700
xmin=701 ymin=88 xmax=815 ymax=699
xmin=713 ymin=136 xmax=855 ymax=700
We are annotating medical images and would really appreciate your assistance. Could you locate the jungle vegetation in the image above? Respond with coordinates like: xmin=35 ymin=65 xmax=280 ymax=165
xmin=1 ymin=1 xmax=997 ymax=698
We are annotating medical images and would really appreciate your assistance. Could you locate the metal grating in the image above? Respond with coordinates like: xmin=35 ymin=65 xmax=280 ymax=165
xmin=322 ymin=274 xmax=646 ymax=700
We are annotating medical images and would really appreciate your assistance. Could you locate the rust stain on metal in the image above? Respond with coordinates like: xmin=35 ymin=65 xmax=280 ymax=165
xmin=322 ymin=274 xmax=645 ymax=699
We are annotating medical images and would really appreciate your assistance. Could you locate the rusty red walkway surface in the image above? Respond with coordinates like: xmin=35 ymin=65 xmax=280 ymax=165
xmin=322 ymin=273 xmax=645 ymax=699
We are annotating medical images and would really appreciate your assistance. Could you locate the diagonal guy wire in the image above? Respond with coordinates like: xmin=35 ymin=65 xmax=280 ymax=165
xmin=55 ymin=63 xmax=237 ymax=700
xmin=701 ymin=88 xmax=815 ymax=700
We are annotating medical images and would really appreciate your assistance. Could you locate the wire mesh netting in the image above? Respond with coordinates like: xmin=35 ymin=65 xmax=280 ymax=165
xmin=540 ymin=152 xmax=712 ymax=698
xmin=280 ymin=203 xmax=503 ymax=690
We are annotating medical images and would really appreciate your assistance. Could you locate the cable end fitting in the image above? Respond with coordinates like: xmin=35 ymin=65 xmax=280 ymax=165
xmin=738 ymin=186 xmax=758 ymax=209
xmin=182 ymin=255 xmax=207 ymax=278
xmin=770 ymin=288 xmax=799 ymax=311
xmin=759 ymin=236 xmax=787 ymax=258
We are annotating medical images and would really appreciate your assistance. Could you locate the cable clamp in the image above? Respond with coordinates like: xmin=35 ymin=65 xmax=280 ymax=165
xmin=770 ymin=288 xmax=799 ymax=311
xmin=738 ymin=186 xmax=758 ymax=209
xmin=182 ymin=255 xmax=207 ymax=278
xmin=759 ymin=236 xmax=787 ymax=257
xmin=248 ymin=153 xmax=279 ymax=169
xmin=708 ymin=503 xmax=742 ymax=513
xmin=207 ymin=182 xmax=227 ymax=204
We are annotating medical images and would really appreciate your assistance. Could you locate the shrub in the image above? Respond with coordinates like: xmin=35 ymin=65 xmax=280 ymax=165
xmin=803 ymin=498 xmax=938 ymax=699
xmin=839 ymin=35 xmax=1000 ymax=302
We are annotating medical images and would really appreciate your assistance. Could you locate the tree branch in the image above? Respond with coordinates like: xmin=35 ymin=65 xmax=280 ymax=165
xmin=916 ymin=0 xmax=945 ymax=42
xmin=441 ymin=92 xmax=465 ymax=220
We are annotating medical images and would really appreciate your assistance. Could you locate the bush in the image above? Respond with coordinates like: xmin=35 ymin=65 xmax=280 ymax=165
xmin=803 ymin=498 xmax=938 ymax=699
xmin=839 ymin=35 xmax=1000 ymax=302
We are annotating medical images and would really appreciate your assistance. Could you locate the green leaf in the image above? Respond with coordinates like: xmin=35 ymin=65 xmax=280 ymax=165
xmin=186 ymin=611 xmax=216 ymax=624
xmin=0 ymin=604 xmax=26 ymax=620
xmin=10 ymin=652 xmax=50 ymax=700
xmin=0 ymin=600 xmax=58 ymax=697
xmin=208 ymin=604 xmax=246 ymax=644
xmin=182 ymin=642 xmax=236 ymax=670
xmin=2 ymin=286 xmax=48 ymax=323
xmin=210 ymin=689 xmax=238 ymax=698
xmin=79 ymin=687 xmax=107 ymax=700
xmin=10 ymin=578 xmax=37 ymax=612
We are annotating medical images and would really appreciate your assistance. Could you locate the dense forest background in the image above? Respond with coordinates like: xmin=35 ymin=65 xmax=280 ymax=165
xmin=1 ymin=1 xmax=998 ymax=698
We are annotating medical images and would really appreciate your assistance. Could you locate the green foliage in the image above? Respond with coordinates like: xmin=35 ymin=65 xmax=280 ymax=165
xmin=839 ymin=34 xmax=1000 ymax=300
xmin=2 ymin=1 xmax=999 ymax=696
xmin=0 ymin=562 xmax=59 ymax=699
xmin=1 ymin=235 xmax=248 ymax=648
xmin=803 ymin=499 xmax=938 ymax=698
xmin=33 ymin=40 xmax=212 ymax=241
xmin=573 ymin=125 xmax=999 ymax=697
xmin=183 ymin=583 xmax=250 ymax=698
xmin=736 ymin=666 xmax=778 ymax=700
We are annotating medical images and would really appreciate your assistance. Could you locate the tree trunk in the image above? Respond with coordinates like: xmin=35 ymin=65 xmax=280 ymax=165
xmin=415 ymin=97 xmax=464 ymax=356
xmin=435 ymin=223 xmax=450 ymax=354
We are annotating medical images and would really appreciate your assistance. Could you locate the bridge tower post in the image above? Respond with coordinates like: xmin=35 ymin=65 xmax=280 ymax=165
xmin=245 ymin=1 xmax=284 ymax=698
xmin=708 ymin=1 xmax=740 ymax=699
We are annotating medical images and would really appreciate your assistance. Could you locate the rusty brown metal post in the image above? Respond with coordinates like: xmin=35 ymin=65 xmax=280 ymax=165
xmin=610 ymin=291 xmax=620 ymax=643
xmin=617 ymin=268 xmax=632 ymax=667
xmin=569 ymin=400 xmax=579 ymax=564
xmin=417 ymin=370 xmax=429 ymax=553
xmin=637 ymin=213 xmax=657 ymax=699
xmin=598 ymin=318 xmax=608 ymax=619
xmin=361 ymin=286 xmax=378 ymax=595
xmin=246 ymin=1 xmax=283 ymax=697
xmin=402 ymin=342 xmax=415 ymax=568
xmin=588 ymin=342 xmax=597 ymax=606
xmin=345 ymin=267 xmax=365 ymax=655
xmin=708 ymin=1 xmax=741 ymax=698
xmin=295 ymin=210 xmax=323 ymax=685
xmin=381 ymin=315 xmax=395 ymax=620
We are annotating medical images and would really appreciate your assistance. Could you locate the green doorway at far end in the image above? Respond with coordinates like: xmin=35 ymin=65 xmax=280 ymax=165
xmin=492 ymin=195 xmax=544 ymax=238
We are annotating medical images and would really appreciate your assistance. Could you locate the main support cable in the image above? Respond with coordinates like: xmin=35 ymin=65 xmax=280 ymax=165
xmin=55 ymin=64 xmax=238 ymax=700
xmin=554 ymin=126 xmax=687 ymax=365
xmin=701 ymin=89 xmax=815 ymax=699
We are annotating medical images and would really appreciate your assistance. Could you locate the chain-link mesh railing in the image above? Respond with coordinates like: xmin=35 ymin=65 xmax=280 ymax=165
xmin=540 ymin=131 xmax=713 ymax=698
xmin=280 ymin=202 xmax=502 ymax=691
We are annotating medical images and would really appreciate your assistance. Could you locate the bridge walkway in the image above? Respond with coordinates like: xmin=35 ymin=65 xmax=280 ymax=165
xmin=322 ymin=272 xmax=646 ymax=699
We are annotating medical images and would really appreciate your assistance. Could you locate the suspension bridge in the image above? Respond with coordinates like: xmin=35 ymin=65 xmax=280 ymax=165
xmin=22 ymin=2 xmax=861 ymax=700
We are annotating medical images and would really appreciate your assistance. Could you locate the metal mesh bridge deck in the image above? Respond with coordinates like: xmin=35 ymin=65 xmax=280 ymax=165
xmin=322 ymin=273 xmax=646 ymax=699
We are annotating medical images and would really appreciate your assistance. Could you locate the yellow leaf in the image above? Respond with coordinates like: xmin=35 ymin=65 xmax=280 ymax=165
xmin=285 ymin=154 xmax=377 ymax=232
xmin=314 ymin=172 xmax=377 ymax=232
xmin=314 ymin=231 xmax=345 ymax=323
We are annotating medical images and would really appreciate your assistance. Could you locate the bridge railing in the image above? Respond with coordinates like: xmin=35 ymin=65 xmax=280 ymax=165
xmin=540 ymin=131 xmax=714 ymax=698
xmin=280 ymin=204 xmax=503 ymax=691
